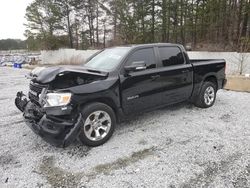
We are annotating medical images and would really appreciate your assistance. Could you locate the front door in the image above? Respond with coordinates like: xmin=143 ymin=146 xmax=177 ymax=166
xmin=120 ymin=47 xmax=162 ymax=115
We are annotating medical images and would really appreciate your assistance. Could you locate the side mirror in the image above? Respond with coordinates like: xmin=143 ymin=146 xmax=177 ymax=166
xmin=124 ymin=61 xmax=146 ymax=72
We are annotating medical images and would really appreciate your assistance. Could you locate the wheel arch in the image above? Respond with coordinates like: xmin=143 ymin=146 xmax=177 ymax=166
xmin=203 ymin=75 xmax=218 ymax=90
xmin=78 ymin=97 xmax=119 ymax=120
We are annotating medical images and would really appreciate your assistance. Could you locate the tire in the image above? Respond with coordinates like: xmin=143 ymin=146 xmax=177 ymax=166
xmin=78 ymin=102 xmax=116 ymax=147
xmin=194 ymin=81 xmax=217 ymax=108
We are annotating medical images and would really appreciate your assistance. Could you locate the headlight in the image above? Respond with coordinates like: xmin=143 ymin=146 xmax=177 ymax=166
xmin=45 ymin=93 xmax=72 ymax=107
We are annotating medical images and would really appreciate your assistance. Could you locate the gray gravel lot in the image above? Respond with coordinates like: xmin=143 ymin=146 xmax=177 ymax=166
xmin=0 ymin=67 xmax=250 ymax=188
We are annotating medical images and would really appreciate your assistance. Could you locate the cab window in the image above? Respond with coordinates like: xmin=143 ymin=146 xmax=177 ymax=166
xmin=126 ymin=48 xmax=156 ymax=69
xmin=158 ymin=47 xmax=185 ymax=66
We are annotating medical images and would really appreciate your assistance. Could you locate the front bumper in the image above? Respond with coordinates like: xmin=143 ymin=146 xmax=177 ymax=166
xmin=15 ymin=92 xmax=82 ymax=147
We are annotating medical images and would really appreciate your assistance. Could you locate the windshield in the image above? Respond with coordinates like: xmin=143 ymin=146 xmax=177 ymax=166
xmin=84 ymin=47 xmax=131 ymax=71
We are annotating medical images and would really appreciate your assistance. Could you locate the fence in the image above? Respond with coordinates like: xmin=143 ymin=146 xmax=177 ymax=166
xmin=40 ymin=49 xmax=99 ymax=65
xmin=40 ymin=49 xmax=250 ymax=75
xmin=188 ymin=51 xmax=250 ymax=75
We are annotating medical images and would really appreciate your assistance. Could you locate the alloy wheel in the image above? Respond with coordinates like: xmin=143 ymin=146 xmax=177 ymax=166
xmin=83 ymin=111 xmax=112 ymax=141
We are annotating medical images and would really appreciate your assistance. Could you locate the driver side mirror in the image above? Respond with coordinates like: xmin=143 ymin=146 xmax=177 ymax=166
xmin=124 ymin=61 xmax=147 ymax=73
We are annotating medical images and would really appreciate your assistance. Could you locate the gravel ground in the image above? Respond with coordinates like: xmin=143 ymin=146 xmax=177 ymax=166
xmin=0 ymin=67 xmax=250 ymax=188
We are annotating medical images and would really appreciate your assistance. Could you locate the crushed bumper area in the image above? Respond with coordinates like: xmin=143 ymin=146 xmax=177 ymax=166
xmin=15 ymin=92 xmax=83 ymax=147
xmin=15 ymin=92 xmax=29 ymax=112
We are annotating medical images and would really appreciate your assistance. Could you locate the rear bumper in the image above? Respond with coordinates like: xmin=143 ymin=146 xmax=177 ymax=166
xmin=218 ymin=78 xmax=227 ymax=89
xmin=15 ymin=92 xmax=82 ymax=147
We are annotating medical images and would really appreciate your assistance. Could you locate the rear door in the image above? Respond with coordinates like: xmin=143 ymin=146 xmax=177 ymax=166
xmin=156 ymin=46 xmax=193 ymax=104
xmin=119 ymin=47 xmax=163 ymax=115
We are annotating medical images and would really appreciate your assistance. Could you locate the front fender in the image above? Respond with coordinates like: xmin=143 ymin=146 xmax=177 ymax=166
xmin=65 ymin=76 xmax=121 ymax=112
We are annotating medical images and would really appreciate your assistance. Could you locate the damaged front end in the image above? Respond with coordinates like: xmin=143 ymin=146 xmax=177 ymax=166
xmin=15 ymin=90 xmax=83 ymax=147
xmin=15 ymin=66 xmax=108 ymax=147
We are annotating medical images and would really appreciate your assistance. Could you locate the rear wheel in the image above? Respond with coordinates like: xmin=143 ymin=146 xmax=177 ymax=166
xmin=194 ymin=81 xmax=217 ymax=108
xmin=78 ymin=103 xmax=116 ymax=147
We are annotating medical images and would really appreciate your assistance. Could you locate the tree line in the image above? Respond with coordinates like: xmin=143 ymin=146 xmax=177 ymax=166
xmin=24 ymin=0 xmax=250 ymax=51
xmin=0 ymin=39 xmax=26 ymax=51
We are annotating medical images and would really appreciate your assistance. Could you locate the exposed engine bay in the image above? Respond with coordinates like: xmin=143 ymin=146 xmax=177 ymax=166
xmin=50 ymin=72 xmax=106 ymax=89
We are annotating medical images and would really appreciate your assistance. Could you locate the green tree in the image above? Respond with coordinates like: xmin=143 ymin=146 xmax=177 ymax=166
xmin=25 ymin=0 xmax=66 ymax=50
xmin=23 ymin=0 xmax=250 ymax=51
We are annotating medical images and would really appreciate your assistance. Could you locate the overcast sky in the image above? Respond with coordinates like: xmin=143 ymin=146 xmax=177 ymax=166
xmin=0 ymin=0 xmax=34 ymax=40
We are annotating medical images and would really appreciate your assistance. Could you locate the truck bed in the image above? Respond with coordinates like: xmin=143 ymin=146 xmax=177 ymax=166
xmin=190 ymin=58 xmax=226 ymax=100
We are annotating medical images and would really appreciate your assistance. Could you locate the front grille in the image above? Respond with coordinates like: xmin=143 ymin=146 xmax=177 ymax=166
xmin=29 ymin=81 xmax=48 ymax=104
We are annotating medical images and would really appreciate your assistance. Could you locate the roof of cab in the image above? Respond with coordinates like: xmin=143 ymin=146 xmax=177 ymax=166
xmin=114 ymin=43 xmax=183 ymax=49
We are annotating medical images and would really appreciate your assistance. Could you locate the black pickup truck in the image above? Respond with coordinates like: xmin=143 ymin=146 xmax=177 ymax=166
xmin=15 ymin=43 xmax=226 ymax=147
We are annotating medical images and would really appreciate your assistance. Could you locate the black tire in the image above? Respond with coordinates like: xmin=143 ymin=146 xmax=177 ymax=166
xmin=194 ymin=81 xmax=217 ymax=108
xmin=78 ymin=102 xmax=116 ymax=147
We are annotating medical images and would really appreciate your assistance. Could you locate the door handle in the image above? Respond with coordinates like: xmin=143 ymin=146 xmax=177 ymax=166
xmin=151 ymin=75 xmax=160 ymax=80
xmin=182 ymin=70 xmax=189 ymax=73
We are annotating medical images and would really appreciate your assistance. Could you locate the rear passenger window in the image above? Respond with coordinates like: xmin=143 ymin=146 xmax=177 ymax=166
xmin=159 ymin=47 xmax=185 ymax=66
xmin=126 ymin=48 xmax=156 ymax=69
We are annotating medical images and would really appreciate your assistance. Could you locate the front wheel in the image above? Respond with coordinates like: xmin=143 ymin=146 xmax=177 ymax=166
xmin=78 ymin=103 xmax=116 ymax=147
xmin=194 ymin=81 xmax=217 ymax=108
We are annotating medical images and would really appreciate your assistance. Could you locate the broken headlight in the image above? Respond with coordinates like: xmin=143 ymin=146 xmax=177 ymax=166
xmin=45 ymin=93 xmax=72 ymax=107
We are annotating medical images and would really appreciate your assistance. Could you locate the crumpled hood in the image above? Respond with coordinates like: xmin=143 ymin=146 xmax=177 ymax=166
xmin=29 ymin=66 xmax=108 ymax=84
